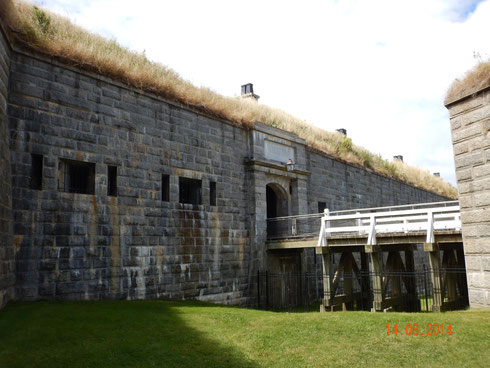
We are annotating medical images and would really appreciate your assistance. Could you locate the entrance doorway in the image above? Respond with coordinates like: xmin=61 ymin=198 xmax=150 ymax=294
xmin=266 ymin=183 xmax=288 ymax=238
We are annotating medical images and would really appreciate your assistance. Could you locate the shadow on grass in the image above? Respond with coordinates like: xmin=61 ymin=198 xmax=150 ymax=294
xmin=0 ymin=300 xmax=259 ymax=368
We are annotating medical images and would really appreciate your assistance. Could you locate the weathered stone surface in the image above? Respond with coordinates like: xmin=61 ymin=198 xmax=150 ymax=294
xmin=0 ymin=25 xmax=448 ymax=309
xmin=0 ymin=25 xmax=14 ymax=309
xmin=447 ymin=87 xmax=490 ymax=309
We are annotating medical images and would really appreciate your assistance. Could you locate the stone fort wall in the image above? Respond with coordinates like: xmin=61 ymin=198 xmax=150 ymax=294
xmin=307 ymin=150 xmax=444 ymax=212
xmin=1 ymin=30 xmax=447 ymax=308
xmin=0 ymin=24 xmax=14 ymax=308
xmin=446 ymin=87 xmax=490 ymax=308
xmin=8 ymin=50 xmax=251 ymax=304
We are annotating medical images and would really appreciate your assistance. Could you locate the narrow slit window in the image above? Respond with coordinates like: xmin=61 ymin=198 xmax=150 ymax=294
xmin=318 ymin=201 xmax=327 ymax=214
xmin=162 ymin=174 xmax=169 ymax=202
xmin=59 ymin=159 xmax=96 ymax=194
xmin=179 ymin=177 xmax=202 ymax=205
xmin=210 ymin=181 xmax=216 ymax=206
xmin=30 ymin=153 xmax=43 ymax=190
xmin=107 ymin=165 xmax=117 ymax=196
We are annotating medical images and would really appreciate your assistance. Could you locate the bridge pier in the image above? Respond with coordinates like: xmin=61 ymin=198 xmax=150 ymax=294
xmin=424 ymin=242 xmax=468 ymax=312
xmin=318 ymin=246 xmax=368 ymax=312
xmin=365 ymin=245 xmax=383 ymax=311
xmin=425 ymin=243 xmax=443 ymax=312
xmin=369 ymin=245 xmax=422 ymax=312
xmin=319 ymin=247 xmax=333 ymax=311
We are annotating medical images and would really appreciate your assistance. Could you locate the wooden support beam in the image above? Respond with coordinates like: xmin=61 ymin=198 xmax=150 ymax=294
xmin=442 ymin=249 xmax=459 ymax=305
xmin=267 ymin=238 xmax=317 ymax=249
xmin=424 ymin=242 xmax=438 ymax=252
xmin=316 ymin=246 xmax=364 ymax=254
xmin=369 ymin=250 xmax=383 ymax=312
xmin=404 ymin=248 xmax=420 ymax=312
xmin=365 ymin=244 xmax=380 ymax=253
xmin=331 ymin=292 xmax=368 ymax=305
xmin=404 ymin=249 xmax=415 ymax=293
xmin=321 ymin=249 xmax=334 ymax=311
xmin=343 ymin=253 xmax=354 ymax=310
xmin=315 ymin=246 xmax=330 ymax=254
xmin=389 ymin=252 xmax=402 ymax=298
xmin=324 ymin=232 xmax=462 ymax=247
xmin=425 ymin=243 xmax=443 ymax=312
xmin=360 ymin=251 xmax=370 ymax=309
xmin=456 ymin=247 xmax=469 ymax=305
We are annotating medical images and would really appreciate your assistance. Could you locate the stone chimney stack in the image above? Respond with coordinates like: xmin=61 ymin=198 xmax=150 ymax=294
xmin=240 ymin=83 xmax=260 ymax=102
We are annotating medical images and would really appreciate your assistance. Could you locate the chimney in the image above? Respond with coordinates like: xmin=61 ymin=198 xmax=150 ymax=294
xmin=336 ymin=128 xmax=347 ymax=136
xmin=433 ymin=172 xmax=440 ymax=177
xmin=393 ymin=155 xmax=403 ymax=162
xmin=240 ymin=83 xmax=260 ymax=102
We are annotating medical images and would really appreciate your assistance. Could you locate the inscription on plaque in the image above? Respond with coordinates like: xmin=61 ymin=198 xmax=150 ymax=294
xmin=264 ymin=140 xmax=294 ymax=163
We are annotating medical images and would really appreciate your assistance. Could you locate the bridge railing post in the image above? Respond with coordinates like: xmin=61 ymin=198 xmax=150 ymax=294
xmin=291 ymin=218 xmax=297 ymax=236
xmin=426 ymin=210 xmax=435 ymax=243
xmin=367 ymin=215 xmax=376 ymax=245
xmin=317 ymin=209 xmax=329 ymax=247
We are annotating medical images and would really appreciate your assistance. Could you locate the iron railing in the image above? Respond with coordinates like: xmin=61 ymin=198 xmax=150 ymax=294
xmin=254 ymin=267 xmax=468 ymax=312
xmin=267 ymin=213 xmax=323 ymax=239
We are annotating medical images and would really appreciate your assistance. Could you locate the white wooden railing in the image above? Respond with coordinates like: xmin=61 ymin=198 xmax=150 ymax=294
xmin=317 ymin=201 xmax=461 ymax=247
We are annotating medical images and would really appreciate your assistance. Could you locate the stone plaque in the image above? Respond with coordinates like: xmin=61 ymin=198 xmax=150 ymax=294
xmin=264 ymin=140 xmax=294 ymax=163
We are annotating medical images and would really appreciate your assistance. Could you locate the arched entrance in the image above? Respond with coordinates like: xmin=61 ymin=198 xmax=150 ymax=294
xmin=266 ymin=183 xmax=289 ymax=238
xmin=266 ymin=183 xmax=288 ymax=219
xmin=266 ymin=183 xmax=302 ymax=277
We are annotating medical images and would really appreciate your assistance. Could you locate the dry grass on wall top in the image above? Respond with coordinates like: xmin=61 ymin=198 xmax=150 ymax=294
xmin=446 ymin=58 xmax=490 ymax=104
xmin=0 ymin=0 xmax=457 ymax=198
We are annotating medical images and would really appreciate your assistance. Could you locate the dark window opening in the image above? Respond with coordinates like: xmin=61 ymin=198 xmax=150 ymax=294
xmin=107 ymin=165 xmax=117 ymax=196
xmin=162 ymin=174 xmax=169 ymax=202
xmin=59 ymin=159 xmax=96 ymax=194
xmin=179 ymin=177 xmax=202 ymax=205
xmin=30 ymin=154 xmax=43 ymax=190
xmin=210 ymin=181 xmax=216 ymax=206
xmin=318 ymin=201 xmax=327 ymax=214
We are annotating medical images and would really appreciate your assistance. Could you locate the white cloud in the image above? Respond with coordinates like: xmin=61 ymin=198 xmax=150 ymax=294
xmin=34 ymin=0 xmax=490 ymax=186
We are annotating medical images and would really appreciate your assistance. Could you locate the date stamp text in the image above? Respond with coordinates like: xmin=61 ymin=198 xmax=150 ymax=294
xmin=386 ymin=323 xmax=453 ymax=336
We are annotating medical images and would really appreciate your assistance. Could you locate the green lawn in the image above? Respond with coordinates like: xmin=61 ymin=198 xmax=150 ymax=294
xmin=0 ymin=300 xmax=488 ymax=368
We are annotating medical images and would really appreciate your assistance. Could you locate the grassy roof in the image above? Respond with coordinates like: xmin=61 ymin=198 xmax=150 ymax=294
xmin=446 ymin=58 xmax=490 ymax=105
xmin=0 ymin=0 xmax=457 ymax=199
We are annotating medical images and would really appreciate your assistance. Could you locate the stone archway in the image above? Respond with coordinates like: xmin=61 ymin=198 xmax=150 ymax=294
xmin=266 ymin=183 xmax=288 ymax=219
xmin=266 ymin=184 xmax=302 ymax=274
xmin=266 ymin=183 xmax=289 ymax=240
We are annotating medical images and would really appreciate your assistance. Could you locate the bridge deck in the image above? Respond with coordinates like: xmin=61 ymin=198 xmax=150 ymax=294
xmin=267 ymin=230 xmax=462 ymax=249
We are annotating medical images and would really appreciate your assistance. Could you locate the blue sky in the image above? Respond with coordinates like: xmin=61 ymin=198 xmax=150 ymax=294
xmin=449 ymin=0 xmax=484 ymax=21
xmin=32 ymin=0 xmax=490 ymax=186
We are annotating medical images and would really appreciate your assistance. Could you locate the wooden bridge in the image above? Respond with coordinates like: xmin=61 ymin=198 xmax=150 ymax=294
xmin=266 ymin=201 xmax=466 ymax=312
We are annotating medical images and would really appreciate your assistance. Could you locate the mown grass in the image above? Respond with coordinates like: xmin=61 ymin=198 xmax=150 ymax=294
xmin=0 ymin=300 xmax=488 ymax=368
xmin=0 ymin=0 xmax=457 ymax=198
